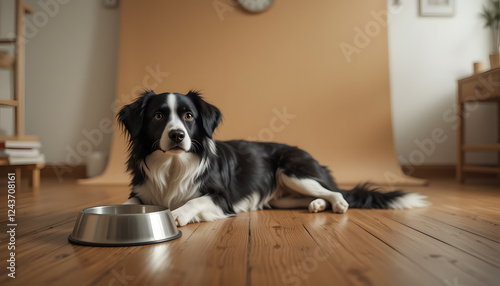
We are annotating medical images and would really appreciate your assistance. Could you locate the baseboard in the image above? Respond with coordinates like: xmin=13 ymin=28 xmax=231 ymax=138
xmin=41 ymin=164 xmax=87 ymax=180
xmin=402 ymin=165 xmax=455 ymax=179
xmin=0 ymin=164 xmax=86 ymax=186
xmin=402 ymin=165 xmax=498 ymax=179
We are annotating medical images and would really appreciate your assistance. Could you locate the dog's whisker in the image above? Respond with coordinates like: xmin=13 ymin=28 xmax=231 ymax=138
xmin=191 ymin=139 xmax=202 ymax=153
xmin=151 ymin=140 xmax=161 ymax=152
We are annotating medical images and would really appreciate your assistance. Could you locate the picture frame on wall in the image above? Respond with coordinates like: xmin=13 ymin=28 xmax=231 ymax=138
xmin=419 ymin=0 xmax=455 ymax=17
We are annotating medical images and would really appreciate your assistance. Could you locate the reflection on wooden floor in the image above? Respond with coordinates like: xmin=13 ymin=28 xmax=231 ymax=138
xmin=0 ymin=178 xmax=499 ymax=285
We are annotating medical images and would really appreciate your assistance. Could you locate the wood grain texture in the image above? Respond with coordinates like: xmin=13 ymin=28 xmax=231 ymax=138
xmin=294 ymin=211 xmax=440 ymax=286
xmin=0 ymin=178 xmax=499 ymax=285
xmin=382 ymin=211 xmax=500 ymax=268
xmin=248 ymin=210 xmax=340 ymax=286
xmin=350 ymin=210 xmax=500 ymax=286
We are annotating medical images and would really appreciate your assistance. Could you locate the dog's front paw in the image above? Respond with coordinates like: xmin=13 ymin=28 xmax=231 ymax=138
xmin=171 ymin=209 xmax=191 ymax=227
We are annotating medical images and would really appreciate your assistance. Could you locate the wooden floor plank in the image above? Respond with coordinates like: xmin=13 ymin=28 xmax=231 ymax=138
xmin=0 ymin=180 xmax=137 ymax=285
xmin=294 ymin=211 xmax=442 ymax=286
xmin=0 ymin=182 xmax=128 ymax=239
xmin=0 ymin=178 xmax=499 ymax=285
xmin=92 ymin=213 xmax=249 ymax=286
xmin=90 ymin=222 xmax=202 ymax=286
xmin=423 ymin=209 xmax=500 ymax=243
xmin=248 ymin=210 xmax=345 ymax=286
xmin=382 ymin=210 xmax=500 ymax=268
xmin=350 ymin=209 xmax=500 ymax=286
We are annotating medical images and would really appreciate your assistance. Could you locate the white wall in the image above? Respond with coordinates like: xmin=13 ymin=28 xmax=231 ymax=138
xmin=0 ymin=0 xmax=15 ymax=136
xmin=388 ymin=0 xmax=497 ymax=167
xmin=0 ymin=0 xmax=120 ymax=166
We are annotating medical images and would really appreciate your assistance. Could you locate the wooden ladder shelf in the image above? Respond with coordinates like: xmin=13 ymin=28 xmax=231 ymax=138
xmin=0 ymin=0 xmax=44 ymax=190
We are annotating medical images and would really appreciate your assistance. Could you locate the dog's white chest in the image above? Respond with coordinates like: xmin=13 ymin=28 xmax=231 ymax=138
xmin=132 ymin=151 xmax=207 ymax=210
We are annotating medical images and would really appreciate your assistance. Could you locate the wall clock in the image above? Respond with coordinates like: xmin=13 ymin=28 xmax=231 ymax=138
xmin=238 ymin=0 xmax=274 ymax=13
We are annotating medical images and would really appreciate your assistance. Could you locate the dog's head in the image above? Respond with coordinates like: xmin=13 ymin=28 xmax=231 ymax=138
xmin=118 ymin=90 xmax=222 ymax=156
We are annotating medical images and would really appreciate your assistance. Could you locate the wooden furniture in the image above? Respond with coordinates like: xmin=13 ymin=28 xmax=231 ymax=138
xmin=457 ymin=67 xmax=500 ymax=183
xmin=0 ymin=159 xmax=43 ymax=188
xmin=0 ymin=0 xmax=43 ymax=190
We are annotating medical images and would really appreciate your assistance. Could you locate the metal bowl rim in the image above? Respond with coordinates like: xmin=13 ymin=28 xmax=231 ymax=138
xmin=67 ymin=231 xmax=182 ymax=247
xmin=80 ymin=205 xmax=170 ymax=216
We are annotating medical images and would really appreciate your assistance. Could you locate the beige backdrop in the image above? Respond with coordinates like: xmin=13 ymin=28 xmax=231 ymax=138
xmin=80 ymin=0 xmax=425 ymax=186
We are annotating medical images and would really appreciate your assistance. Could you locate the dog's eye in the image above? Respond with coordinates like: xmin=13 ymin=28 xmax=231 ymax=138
xmin=184 ymin=112 xmax=194 ymax=121
xmin=154 ymin=113 xmax=164 ymax=120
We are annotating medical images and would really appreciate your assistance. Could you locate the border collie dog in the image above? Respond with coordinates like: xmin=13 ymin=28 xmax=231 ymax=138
xmin=118 ymin=90 xmax=429 ymax=226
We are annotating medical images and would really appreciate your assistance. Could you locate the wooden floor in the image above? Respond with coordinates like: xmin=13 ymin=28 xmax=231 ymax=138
xmin=0 ymin=177 xmax=499 ymax=286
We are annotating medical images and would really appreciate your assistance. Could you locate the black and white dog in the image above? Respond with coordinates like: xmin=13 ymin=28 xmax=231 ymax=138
xmin=118 ymin=90 xmax=429 ymax=226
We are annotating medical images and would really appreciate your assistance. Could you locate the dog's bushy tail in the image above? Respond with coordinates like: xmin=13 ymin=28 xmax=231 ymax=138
xmin=339 ymin=183 xmax=430 ymax=209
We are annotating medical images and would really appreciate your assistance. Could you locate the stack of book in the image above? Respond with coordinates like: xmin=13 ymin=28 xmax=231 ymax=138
xmin=0 ymin=140 xmax=45 ymax=165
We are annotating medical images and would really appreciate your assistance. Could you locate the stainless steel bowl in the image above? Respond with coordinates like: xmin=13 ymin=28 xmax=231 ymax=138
xmin=68 ymin=205 xmax=181 ymax=247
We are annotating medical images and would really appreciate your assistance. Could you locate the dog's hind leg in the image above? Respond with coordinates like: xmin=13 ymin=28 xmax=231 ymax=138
xmin=278 ymin=172 xmax=349 ymax=213
xmin=269 ymin=196 xmax=329 ymax=213
xmin=269 ymin=196 xmax=312 ymax=208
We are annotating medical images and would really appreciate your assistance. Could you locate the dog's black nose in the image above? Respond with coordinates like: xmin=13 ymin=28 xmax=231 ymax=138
xmin=168 ymin=130 xmax=185 ymax=143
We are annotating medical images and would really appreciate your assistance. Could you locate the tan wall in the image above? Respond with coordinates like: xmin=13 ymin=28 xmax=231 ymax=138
xmin=84 ymin=0 xmax=423 ymax=185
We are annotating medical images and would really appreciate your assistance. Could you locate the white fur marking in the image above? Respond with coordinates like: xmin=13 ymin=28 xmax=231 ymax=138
xmin=308 ymin=198 xmax=328 ymax=213
xmin=234 ymin=192 xmax=274 ymax=213
xmin=207 ymin=139 xmax=217 ymax=156
xmin=132 ymin=151 xmax=209 ymax=210
xmin=159 ymin=93 xmax=192 ymax=152
xmin=123 ymin=197 xmax=141 ymax=205
xmin=171 ymin=196 xmax=229 ymax=226
xmin=388 ymin=193 xmax=431 ymax=209
xmin=279 ymin=173 xmax=349 ymax=213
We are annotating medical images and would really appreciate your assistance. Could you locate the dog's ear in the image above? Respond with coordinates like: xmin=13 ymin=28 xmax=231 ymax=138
xmin=187 ymin=90 xmax=222 ymax=138
xmin=117 ymin=90 xmax=155 ymax=139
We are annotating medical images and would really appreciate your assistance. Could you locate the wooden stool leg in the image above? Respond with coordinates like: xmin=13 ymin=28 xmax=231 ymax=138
xmin=497 ymin=102 xmax=500 ymax=179
xmin=31 ymin=167 xmax=40 ymax=189
xmin=15 ymin=167 xmax=22 ymax=192
xmin=457 ymin=102 xmax=465 ymax=183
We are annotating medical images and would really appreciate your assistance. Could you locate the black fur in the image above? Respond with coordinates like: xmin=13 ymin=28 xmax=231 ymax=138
xmin=118 ymin=90 xmax=410 ymax=215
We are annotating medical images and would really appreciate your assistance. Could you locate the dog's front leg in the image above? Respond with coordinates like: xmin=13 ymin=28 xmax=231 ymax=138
xmin=171 ymin=196 xmax=229 ymax=226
